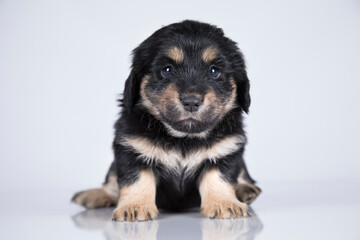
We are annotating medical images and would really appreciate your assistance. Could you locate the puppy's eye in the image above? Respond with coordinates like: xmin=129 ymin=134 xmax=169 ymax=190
xmin=209 ymin=66 xmax=221 ymax=79
xmin=161 ymin=66 xmax=173 ymax=78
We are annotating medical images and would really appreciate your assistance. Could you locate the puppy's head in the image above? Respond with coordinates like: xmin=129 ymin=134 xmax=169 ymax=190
xmin=122 ymin=20 xmax=250 ymax=137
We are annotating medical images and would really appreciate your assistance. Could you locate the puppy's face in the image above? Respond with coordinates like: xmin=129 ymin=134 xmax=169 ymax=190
xmin=123 ymin=21 xmax=250 ymax=137
xmin=140 ymin=44 xmax=237 ymax=136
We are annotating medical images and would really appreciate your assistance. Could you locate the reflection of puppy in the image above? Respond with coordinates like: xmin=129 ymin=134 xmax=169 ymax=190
xmin=71 ymin=208 xmax=263 ymax=240
xmin=72 ymin=20 xmax=261 ymax=222
xmin=201 ymin=214 xmax=263 ymax=240
xmin=72 ymin=209 xmax=159 ymax=240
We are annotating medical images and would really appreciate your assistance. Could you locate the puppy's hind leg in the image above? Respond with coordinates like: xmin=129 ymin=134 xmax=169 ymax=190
xmin=72 ymin=167 xmax=120 ymax=209
xmin=235 ymin=169 xmax=261 ymax=204
xmin=234 ymin=183 xmax=261 ymax=204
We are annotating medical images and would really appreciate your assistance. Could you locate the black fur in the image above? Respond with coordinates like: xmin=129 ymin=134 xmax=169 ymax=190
xmin=107 ymin=20 xmax=257 ymax=211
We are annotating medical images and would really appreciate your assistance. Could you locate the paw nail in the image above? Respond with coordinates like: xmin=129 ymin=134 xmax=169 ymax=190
xmin=239 ymin=208 xmax=244 ymax=217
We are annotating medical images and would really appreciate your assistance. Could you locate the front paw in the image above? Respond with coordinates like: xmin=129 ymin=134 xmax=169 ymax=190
xmin=112 ymin=202 xmax=159 ymax=222
xmin=201 ymin=199 xmax=250 ymax=219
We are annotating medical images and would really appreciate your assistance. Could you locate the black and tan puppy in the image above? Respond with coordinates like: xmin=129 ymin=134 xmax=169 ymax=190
xmin=72 ymin=20 xmax=261 ymax=222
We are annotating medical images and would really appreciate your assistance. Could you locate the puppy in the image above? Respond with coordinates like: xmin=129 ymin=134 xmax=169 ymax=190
xmin=72 ymin=20 xmax=261 ymax=222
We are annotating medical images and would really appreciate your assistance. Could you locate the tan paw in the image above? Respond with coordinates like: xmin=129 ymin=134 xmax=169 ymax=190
xmin=201 ymin=199 xmax=250 ymax=219
xmin=235 ymin=183 xmax=261 ymax=204
xmin=72 ymin=189 xmax=115 ymax=209
xmin=112 ymin=202 xmax=158 ymax=222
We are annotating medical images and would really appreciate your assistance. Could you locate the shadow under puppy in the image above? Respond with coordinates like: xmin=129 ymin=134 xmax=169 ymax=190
xmin=72 ymin=20 xmax=261 ymax=222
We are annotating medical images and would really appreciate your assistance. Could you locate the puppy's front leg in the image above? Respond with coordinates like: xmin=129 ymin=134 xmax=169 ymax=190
xmin=199 ymin=169 xmax=250 ymax=219
xmin=112 ymin=170 xmax=158 ymax=222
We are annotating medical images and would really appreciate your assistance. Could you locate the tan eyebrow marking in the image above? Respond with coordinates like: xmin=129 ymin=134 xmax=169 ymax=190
xmin=166 ymin=46 xmax=184 ymax=64
xmin=202 ymin=46 xmax=218 ymax=63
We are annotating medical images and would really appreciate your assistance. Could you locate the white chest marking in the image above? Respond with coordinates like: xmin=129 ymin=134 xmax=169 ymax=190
xmin=119 ymin=135 xmax=245 ymax=176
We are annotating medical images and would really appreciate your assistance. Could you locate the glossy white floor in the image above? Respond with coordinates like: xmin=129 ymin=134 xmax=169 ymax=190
xmin=1 ymin=179 xmax=359 ymax=240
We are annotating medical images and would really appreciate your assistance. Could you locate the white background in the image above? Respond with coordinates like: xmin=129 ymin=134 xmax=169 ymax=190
xmin=1 ymin=0 xmax=360 ymax=193
xmin=1 ymin=1 xmax=360 ymax=240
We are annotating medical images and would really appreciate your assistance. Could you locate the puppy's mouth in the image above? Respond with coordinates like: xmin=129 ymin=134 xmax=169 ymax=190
xmin=179 ymin=118 xmax=201 ymax=125
xmin=160 ymin=112 xmax=220 ymax=136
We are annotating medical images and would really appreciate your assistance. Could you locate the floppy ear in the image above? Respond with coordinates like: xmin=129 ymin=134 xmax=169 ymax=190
xmin=230 ymin=49 xmax=251 ymax=113
xmin=121 ymin=25 xmax=168 ymax=111
xmin=122 ymin=44 xmax=153 ymax=111
xmin=122 ymin=68 xmax=142 ymax=111
xmin=236 ymin=70 xmax=251 ymax=113
xmin=122 ymin=36 xmax=158 ymax=111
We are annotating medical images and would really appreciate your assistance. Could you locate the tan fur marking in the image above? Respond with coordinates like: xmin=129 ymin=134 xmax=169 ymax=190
xmin=140 ymin=75 xmax=150 ymax=106
xmin=72 ymin=188 xmax=116 ymax=209
xmin=141 ymin=77 xmax=182 ymax=118
xmin=120 ymin=136 xmax=180 ymax=170
xmin=166 ymin=46 xmax=184 ymax=63
xmin=158 ymin=83 xmax=181 ymax=111
xmin=237 ymin=168 xmax=248 ymax=184
xmin=120 ymin=135 xmax=245 ymax=176
xmin=202 ymin=46 xmax=218 ymax=63
xmin=199 ymin=169 xmax=249 ymax=219
xmin=203 ymin=90 xmax=222 ymax=113
xmin=112 ymin=170 xmax=158 ymax=222
xmin=224 ymin=77 xmax=238 ymax=113
xmin=140 ymin=75 xmax=160 ymax=116
xmin=102 ymin=173 xmax=120 ymax=201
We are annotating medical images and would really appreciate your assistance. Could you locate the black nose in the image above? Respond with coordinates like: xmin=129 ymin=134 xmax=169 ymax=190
xmin=181 ymin=96 xmax=202 ymax=112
